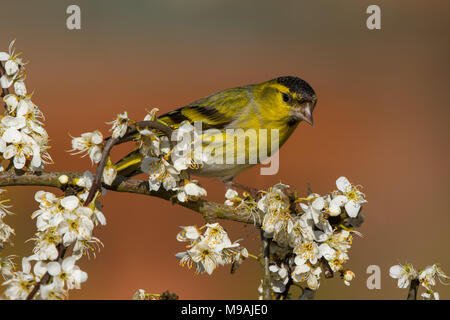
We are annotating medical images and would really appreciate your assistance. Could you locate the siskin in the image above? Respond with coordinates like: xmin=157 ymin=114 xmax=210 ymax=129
xmin=116 ymin=76 xmax=317 ymax=183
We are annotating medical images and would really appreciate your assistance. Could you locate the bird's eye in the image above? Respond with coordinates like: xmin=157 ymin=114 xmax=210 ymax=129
xmin=282 ymin=93 xmax=290 ymax=103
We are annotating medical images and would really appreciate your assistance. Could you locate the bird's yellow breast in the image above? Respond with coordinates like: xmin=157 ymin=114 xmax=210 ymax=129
xmin=198 ymin=82 xmax=299 ymax=166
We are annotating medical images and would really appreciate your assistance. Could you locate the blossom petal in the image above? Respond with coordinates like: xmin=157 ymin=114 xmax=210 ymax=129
xmin=336 ymin=176 xmax=352 ymax=193
xmin=46 ymin=262 xmax=61 ymax=276
xmin=31 ymin=153 xmax=42 ymax=168
xmin=398 ymin=276 xmax=410 ymax=289
xmin=3 ymin=94 xmax=18 ymax=109
xmin=225 ymin=189 xmax=238 ymax=200
xmin=62 ymin=256 xmax=77 ymax=272
xmin=312 ymin=197 xmax=325 ymax=210
xmin=33 ymin=261 xmax=47 ymax=277
xmin=60 ymin=195 xmax=79 ymax=211
xmin=0 ymin=75 xmax=13 ymax=88
xmin=389 ymin=265 xmax=403 ymax=279
xmin=328 ymin=203 xmax=341 ymax=216
xmin=345 ymin=200 xmax=361 ymax=218
xmin=185 ymin=183 xmax=206 ymax=197
xmin=2 ymin=128 xmax=22 ymax=143
xmin=95 ymin=210 xmax=107 ymax=226
xmin=177 ymin=191 xmax=187 ymax=202
xmin=3 ymin=145 xmax=16 ymax=159
xmin=2 ymin=116 xmax=26 ymax=130
xmin=13 ymin=80 xmax=26 ymax=96
xmin=73 ymin=269 xmax=88 ymax=284
xmin=294 ymin=263 xmax=310 ymax=274
xmin=0 ymin=138 xmax=6 ymax=153
xmin=331 ymin=195 xmax=348 ymax=208
xmin=0 ymin=52 xmax=10 ymax=61
xmin=5 ymin=60 xmax=18 ymax=76
xmin=22 ymin=257 xmax=31 ymax=274
xmin=13 ymin=153 xmax=26 ymax=169
xmin=91 ymin=131 xmax=103 ymax=145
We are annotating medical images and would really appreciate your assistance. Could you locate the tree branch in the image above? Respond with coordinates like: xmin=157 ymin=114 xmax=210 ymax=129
xmin=0 ymin=171 xmax=259 ymax=225
xmin=0 ymin=168 xmax=257 ymax=299
xmin=407 ymin=279 xmax=419 ymax=300
xmin=259 ymin=229 xmax=272 ymax=300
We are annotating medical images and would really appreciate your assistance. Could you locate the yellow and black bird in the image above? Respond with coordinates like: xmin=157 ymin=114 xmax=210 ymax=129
xmin=115 ymin=76 xmax=317 ymax=183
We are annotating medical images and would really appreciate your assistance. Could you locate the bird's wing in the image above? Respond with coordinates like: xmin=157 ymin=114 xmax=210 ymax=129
xmin=157 ymin=86 xmax=251 ymax=130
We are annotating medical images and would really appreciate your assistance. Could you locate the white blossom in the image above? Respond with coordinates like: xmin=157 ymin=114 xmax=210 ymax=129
xmin=419 ymin=264 xmax=449 ymax=292
xmin=2 ymin=129 xmax=41 ymax=169
xmin=186 ymin=240 xmax=223 ymax=275
xmin=141 ymin=157 xmax=179 ymax=191
xmin=0 ymin=256 xmax=15 ymax=280
xmin=3 ymin=94 xmax=19 ymax=112
xmin=0 ymin=40 xmax=24 ymax=80
xmin=3 ymin=271 xmax=35 ymax=300
xmin=46 ymin=256 xmax=88 ymax=290
xmin=175 ymin=222 xmax=245 ymax=275
xmin=170 ymin=121 xmax=210 ymax=171
xmin=70 ymin=131 xmax=103 ymax=164
xmin=108 ymin=111 xmax=129 ymax=139
xmin=343 ymin=270 xmax=356 ymax=286
xmin=102 ymin=158 xmax=117 ymax=186
xmin=176 ymin=226 xmax=201 ymax=242
xmin=331 ymin=177 xmax=367 ymax=218
xmin=224 ymin=189 xmax=239 ymax=206
xmin=291 ymin=264 xmax=322 ymax=290
xmin=269 ymin=263 xmax=290 ymax=293
xmin=176 ymin=181 xmax=207 ymax=202
xmin=30 ymin=230 xmax=60 ymax=261
xmin=39 ymin=281 xmax=66 ymax=300
xmin=389 ymin=264 xmax=418 ymax=289
xmin=58 ymin=210 xmax=94 ymax=246
xmin=259 ymin=184 xmax=292 ymax=243
xmin=13 ymin=80 xmax=26 ymax=96
xmin=294 ymin=241 xmax=321 ymax=267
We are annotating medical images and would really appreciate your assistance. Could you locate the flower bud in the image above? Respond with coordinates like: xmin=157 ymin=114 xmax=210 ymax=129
xmin=343 ymin=270 xmax=356 ymax=286
xmin=58 ymin=175 xmax=69 ymax=185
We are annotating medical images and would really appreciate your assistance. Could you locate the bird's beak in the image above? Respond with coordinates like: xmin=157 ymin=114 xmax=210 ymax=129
xmin=302 ymin=102 xmax=314 ymax=127
xmin=292 ymin=102 xmax=314 ymax=127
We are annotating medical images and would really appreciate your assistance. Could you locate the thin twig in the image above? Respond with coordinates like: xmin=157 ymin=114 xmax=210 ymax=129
xmin=407 ymin=279 xmax=419 ymax=300
xmin=85 ymin=120 xmax=174 ymax=206
xmin=320 ymin=257 xmax=334 ymax=278
xmin=278 ymin=252 xmax=296 ymax=300
xmin=0 ymin=171 xmax=259 ymax=225
xmin=84 ymin=137 xmax=118 ymax=206
xmin=306 ymin=182 xmax=312 ymax=195
xmin=26 ymin=244 xmax=67 ymax=300
xmin=277 ymin=278 xmax=293 ymax=300
xmin=259 ymin=229 xmax=272 ymax=300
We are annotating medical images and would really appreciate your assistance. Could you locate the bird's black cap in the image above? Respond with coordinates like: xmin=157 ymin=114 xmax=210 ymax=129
xmin=275 ymin=76 xmax=316 ymax=102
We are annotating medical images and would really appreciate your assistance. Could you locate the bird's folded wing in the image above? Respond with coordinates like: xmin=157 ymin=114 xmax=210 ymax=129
xmin=157 ymin=86 xmax=251 ymax=130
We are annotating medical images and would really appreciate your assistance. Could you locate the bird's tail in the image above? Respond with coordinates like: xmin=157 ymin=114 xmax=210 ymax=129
xmin=115 ymin=149 xmax=144 ymax=177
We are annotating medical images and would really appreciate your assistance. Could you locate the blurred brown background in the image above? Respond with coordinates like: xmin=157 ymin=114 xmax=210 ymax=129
xmin=0 ymin=0 xmax=449 ymax=299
